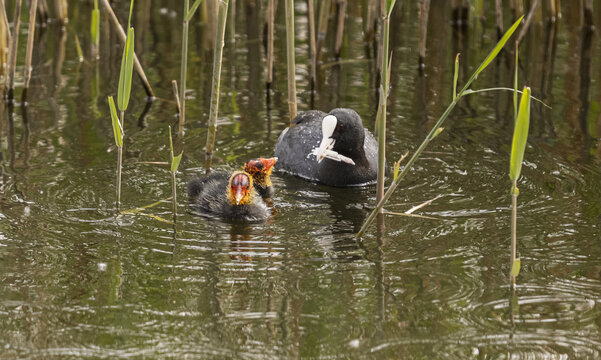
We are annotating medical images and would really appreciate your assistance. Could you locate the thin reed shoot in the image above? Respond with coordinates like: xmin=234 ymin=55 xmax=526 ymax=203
xmin=357 ymin=16 xmax=524 ymax=238
xmin=204 ymin=0 xmax=229 ymax=171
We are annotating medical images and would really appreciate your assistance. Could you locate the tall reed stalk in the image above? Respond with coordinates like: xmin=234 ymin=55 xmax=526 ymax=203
xmin=204 ymin=0 xmax=229 ymax=171
xmin=172 ymin=80 xmax=181 ymax=114
xmin=495 ymin=0 xmax=503 ymax=37
xmin=357 ymin=16 xmax=524 ymax=238
xmin=266 ymin=0 xmax=274 ymax=86
xmin=54 ymin=0 xmax=68 ymax=25
xmin=177 ymin=0 xmax=203 ymax=135
xmin=109 ymin=0 xmax=135 ymax=210
xmin=91 ymin=0 xmax=99 ymax=59
xmin=375 ymin=0 xmax=395 ymax=210
xmin=108 ymin=97 xmax=123 ymax=207
xmin=316 ymin=0 xmax=330 ymax=68
xmin=308 ymin=0 xmax=316 ymax=88
xmin=509 ymin=86 xmax=531 ymax=288
xmin=417 ymin=0 xmax=430 ymax=70
xmin=334 ymin=0 xmax=346 ymax=59
xmin=22 ymin=0 xmax=37 ymax=101
xmin=37 ymin=0 xmax=49 ymax=24
xmin=6 ymin=0 xmax=22 ymax=101
xmin=0 ymin=0 xmax=9 ymax=76
xmin=284 ymin=0 xmax=297 ymax=122
xmin=179 ymin=0 xmax=190 ymax=135
xmin=516 ymin=0 xmax=540 ymax=45
xmin=100 ymin=0 xmax=154 ymax=99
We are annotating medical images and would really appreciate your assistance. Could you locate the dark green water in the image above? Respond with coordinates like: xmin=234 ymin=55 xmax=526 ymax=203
xmin=1 ymin=1 xmax=601 ymax=358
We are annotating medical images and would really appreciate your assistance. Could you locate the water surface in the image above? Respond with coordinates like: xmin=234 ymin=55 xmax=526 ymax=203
xmin=1 ymin=1 xmax=601 ymax=358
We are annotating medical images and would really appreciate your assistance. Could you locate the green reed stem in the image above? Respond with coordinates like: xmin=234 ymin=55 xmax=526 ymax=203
xmin=116 ymin=145 xmax=122 ymax=208
xmin=6 ymin=0 xmax=22 ymax=101
xmin=179 ymin=0 xmax=190 ymax=136
xmin=510 ymin=181 xmax=517 ymax=288
xmin=100 ymin=0 xmax=154 ymax=98
xmin=308 ymin=0 xmax=316 ymax=86
xmin=284 ymin=0 xmax=297 ymax=123
xmin=375 ymin=6 xmax=392 ymax=211
xmin=357 ymin=16 xmax=524 ymax=238
xmin=266 ymin=0 xmax=274 ymax=85
xmin=204 ymin=0 xmax=229 ymax=171
xmin=23 ymin=0 xmax=38 ymax=94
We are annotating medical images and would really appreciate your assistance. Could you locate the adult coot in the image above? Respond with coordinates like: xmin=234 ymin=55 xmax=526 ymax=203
xmin=274 ymin=108 xmax=379 ymax=186
xmin=243 ymin=157 xmax=277 ymax=198
xmin=188 ymin=171 xmax=270 ymax=221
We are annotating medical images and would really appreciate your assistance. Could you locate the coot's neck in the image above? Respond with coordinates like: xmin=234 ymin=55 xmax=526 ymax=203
xmin=338 ymin=143 xmax=369 ymax=169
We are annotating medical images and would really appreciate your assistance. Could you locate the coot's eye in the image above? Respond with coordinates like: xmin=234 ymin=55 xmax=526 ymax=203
xmin=338 ymin=123 xmax=344 ymax=131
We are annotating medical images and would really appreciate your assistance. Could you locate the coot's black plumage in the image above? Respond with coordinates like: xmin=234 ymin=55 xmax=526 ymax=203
xmin=187 ymin=171 xmax=270 ymax=221
xmin=274 ymin=108 xmax=379 ymax=186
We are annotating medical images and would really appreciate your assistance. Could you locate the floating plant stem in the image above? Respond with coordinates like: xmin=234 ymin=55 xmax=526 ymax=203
xmin=509 ymin=86 xmax=531 ymax=288
xmin=284 ymin=0 xmax=297 ymax=122
xmin=357 ymin=16 xmax=524 ymax=238
xmin=6 ymin=0 xmax=22 ymax=101
xmin=100 ymin=0 xmax=154 ymax=98
xmin=22 ymin=0 xmax=38 ymax=101
xmin=375 ymin=0 xmax=395 ymax=211
xmin=204 ymin=0 xmax=229 ymax=171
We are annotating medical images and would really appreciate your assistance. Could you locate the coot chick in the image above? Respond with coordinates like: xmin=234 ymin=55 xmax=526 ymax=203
xmin=274 ymin=108 xmax=380 ymax=186
xmin=188 ymin=171 xmax=270 ymax=221
xmin=243 ymin=157 xmax=277 ymax=198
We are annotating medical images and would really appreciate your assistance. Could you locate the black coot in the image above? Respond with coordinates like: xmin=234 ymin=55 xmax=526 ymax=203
xmin=188 ymin=171 xmax=270 ymax=221
xmin=274 ymin=108 xmax=379 ymax=186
